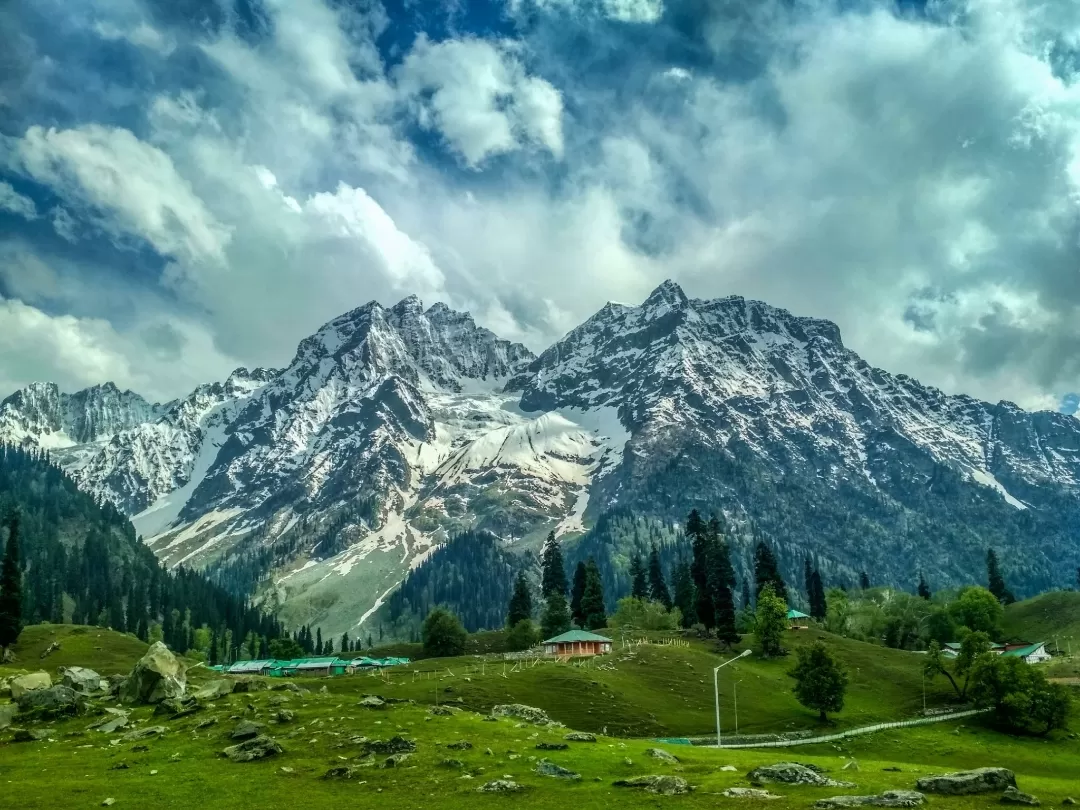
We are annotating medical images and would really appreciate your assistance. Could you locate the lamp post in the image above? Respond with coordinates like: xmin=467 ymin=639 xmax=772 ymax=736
xmin=733 ymin=679 xmax=743 ymax=736
xmin=714 ymin=649 xmax=752 ymax=747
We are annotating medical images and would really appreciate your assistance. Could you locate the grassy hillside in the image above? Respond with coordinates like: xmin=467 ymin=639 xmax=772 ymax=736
xmin=1002 ymin=590 xmax=1080 ymax=678
xmin=0 ymin=625 xmax=149 ymax=678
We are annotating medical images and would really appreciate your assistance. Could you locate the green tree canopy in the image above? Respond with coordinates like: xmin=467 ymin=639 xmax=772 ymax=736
xmin=949 ymin=586 xmax=1004 ymax=635
xmin=755 ymin=583 xmax=787 ymax=658
xmin=268 ymin=636 xmax=303 ymax=660
xmin=580 ymin=559 xmax=607 ymax=630
xmin=629 ymin=554 xmax=648 ymax=600
xmin=570 ymin=561 xmax=588 ymax=626
xmin=506 ymin=570 xmax=533 ymax=628
xmin=0 ymin=511 xmax=24 ymax=652
xmin=540 ymin=592 xmax=571 ymax=639
xmin=790 ymin=641 xmax=849 ymax=721
xmin=970 ymin=654 xmax=1072 ymax=734
xmin=540 ymin=532 xmax=568 ymax=598
xmin=506 ymin=619 xmax=540 ymax=652
xmin=754 ymin=541 xmax=787 ymax=603
xmin=648 ymin=544 xmax=672 ymax=608
xmin=422 ymin=607 xmax=467 ymax=658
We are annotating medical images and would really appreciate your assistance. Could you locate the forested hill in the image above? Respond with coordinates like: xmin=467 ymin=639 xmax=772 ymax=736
xmin=0 ymin=445 xmax=281 ymax=658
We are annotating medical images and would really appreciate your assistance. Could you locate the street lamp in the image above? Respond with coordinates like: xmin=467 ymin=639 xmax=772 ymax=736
xmin=714 ymin=649 xmax=752 ymax=747
xmin=733 ymin=679 xmax=743 ymax=736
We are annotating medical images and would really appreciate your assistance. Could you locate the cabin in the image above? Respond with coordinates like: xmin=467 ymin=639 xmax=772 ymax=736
xmin=786 ymin=609 xmax=811 ymax=630
xmin=225 ymin=659 xmax=275 ymax=675
xmin=346 ymin=656 xmax=411 ymax=672
xmin=1000 ymin=642 xmax=1052 ymax=664
xmin=542 ymin=630 xmax=613 ymax=658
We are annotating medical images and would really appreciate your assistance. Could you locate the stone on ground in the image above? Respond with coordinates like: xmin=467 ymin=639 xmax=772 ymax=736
xmin=122 ymin=726 xmax=166 ymax=742
xmin=154 ymin=696 xmax=200 ymax=719
xmin=223 ymin=735 xmax=283 ymax=762
xmin=1001 ymin=787 xmax=1040 ymax=806
xmin=492 ymin=704 xmax=555 ymax=725
xmin=613 ymin=775 xmax=692 ymax=795
xmin=120 ymin=642 xmax=187 ymax=705
xmin=60 ymin=667 xmax=106 ymax=695
xmin=814 ymin=791 xmax=926 ymax=808
xmin=535 ymin=758 xmax=581 ymax=779
xmin=88 ymin=709 xmax=130 ymax=733
xmin=722 ymin=788 xmax=782 ymax=799
xmin=0 ymin=702 xmax=17 ymax=730
xmin=916 ymin=768 xmax=1017 ymax=795
xmin=478 ymin=780 xmax=523 ymax=793
xmin=362 ymin=736 xmax=416 ymax=755
xmin=15 ymin=684 xmax=81 ymax=719
xmin=193 ymin=680 xmax=235 ymax=701
xmin=536 ymin=741 xmax=568 ymax=750
xmin=12 ymin=727 xmax=51 ymax=742
xmin=230 ymin=720 xmax=265 ymax=740
xmin=428 ymin=706 xmax=454 ymax=716
xmin=564 ymin=732 xmax=597 ymax=742
xmin=645 ymin=747 xmax=680 ymax=763
xmin=748 ymin=762 xmax=856 ymax=788
xmin=359 ymin=696 xmax=386 ymax=709
xmin=10 ymin=672 xmax=51 ymax=699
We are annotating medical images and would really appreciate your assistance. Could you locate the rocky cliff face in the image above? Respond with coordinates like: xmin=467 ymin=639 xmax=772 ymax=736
xmin=4 ymin=282 xmax=1079 ymax=637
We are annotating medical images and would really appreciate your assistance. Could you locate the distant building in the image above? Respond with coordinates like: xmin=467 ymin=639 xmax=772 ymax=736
xmin=542 ymin=630 xmax=613 ymax=658
xmin=942 ymin=641 xmax=1051 ymax=664
xmin=226 ymin=659 xmax=275 ymax=675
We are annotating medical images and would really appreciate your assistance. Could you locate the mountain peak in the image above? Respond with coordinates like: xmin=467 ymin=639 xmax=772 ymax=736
xmin=643 ymin=279 xmax=688 ymax=309
xmin=391 ymin=294 xmax=424 ymax=317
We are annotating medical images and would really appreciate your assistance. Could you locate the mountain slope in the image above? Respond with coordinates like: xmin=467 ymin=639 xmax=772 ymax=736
xmin=4 ymin=281 xmax=1080 ymax=638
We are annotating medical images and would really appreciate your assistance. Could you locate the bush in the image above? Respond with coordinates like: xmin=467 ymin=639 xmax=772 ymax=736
xmin=506 ymin=619 xmax=540 ymax=652
xmin=422 ymin=607 xmax=467 ymax=658
xmin=969 ymin=654 xmax=1072 ymax=734
xmin=608 ymin=597 xmax=682 ymax=632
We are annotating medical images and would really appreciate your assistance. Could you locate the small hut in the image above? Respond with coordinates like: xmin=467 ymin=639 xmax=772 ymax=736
xmin=786 ymin=609 xmax=811 ymax=630
xmin=542 ymin=630 xmax=613 ymax=658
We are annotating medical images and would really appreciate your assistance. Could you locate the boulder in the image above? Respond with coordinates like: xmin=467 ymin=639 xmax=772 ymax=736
xmin=120 ymin=642 xmax=187 ymax=705
xmin=230 ymin=678 xmax=265 ymax=694
xmin=1001 ymin=787 xmax=1040 ymax=806
xmin=383 ymin=753 xmax=412 ymax=768
xmin=0 ymin=702 xmax=17 ymax=730
xmin=429 ymin=706 xmax=454 ymax=716
xmin=223 ymin=734 xmax=283 ymax=762
xmin=60 ymin=667 xmax=106 ymax=695
xmin=441 ymin=759 xmax=465 ymax=769
xmin=12 ymin=727 xmax=51 ymax=742
xmin=194 ymin=717 xmax=218 ymax=731
xmin=273 ymin=709 xmax=295 ymax=723
xmin=564 ymin=732 xmax=597 ymax=742
xmin=230 ymin=720 xmax=265 ymax=740
xmin=323 ymin=766 xmax=361 ymax=779
xmin=193 ymin=680 xmax=235 ymax=701
xmin=916 ymin=768 xmax=1017 ymax=796
xmin=10 ymin=672 xmax=52 ymax=699
xmin=536 ymin=742 xmax=568 ymax=750
xmin=2 ymin=647 xmax=16 ymax=664
xmin=748 ymin=763 xmax=856 ymax=788
xmin=645 ymin=747 xmax=680 ymax=763
xmin=88 ymin=709 xmax=130 ymax=733
xmin=359 ymin=696 xmax=386 ymax=709
xmin=362 ymin=736 xmax=416 ymax=755
xmin=122 ymin=726 xmax=166 ymax=742
xmin=478 ymin=780 xmax=524 ymax=793
xmin=613 ymin=775 xmax=692 ymax=795
xmin=15 ymin=684 xmax=81 ymax=719
xmin=447 ymin=740 xmax=473 ymax=750
xmin=39 ymin=641 xmax=61 ymax=659
xmin=492 ymin=704 xmax=555 ymax=725
xmin=535 ymin=758 xmax=581 ymax=780
xmin=153 ymin=696 xmax=201 ymax=719
xmin=814 ymin=791 xmax=926 ymax=808
xmin=722 ymin=788 xmax=782 ymax=799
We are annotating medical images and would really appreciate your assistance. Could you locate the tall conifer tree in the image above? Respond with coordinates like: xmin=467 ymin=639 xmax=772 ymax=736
xmin=540 ymin=532 xmax=568 ymax=598
xmin=648 ymin=544 xmax=672 ymax=609
xmin=507 ymin=570 xmax=533 ymax=627
xmin=0 ymin=512 xmax=24 ymax=652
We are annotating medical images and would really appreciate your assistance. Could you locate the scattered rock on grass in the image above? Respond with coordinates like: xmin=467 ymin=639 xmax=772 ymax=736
xmin=748 ymin=763 xmax=855 ymax=788
xmin=193 ymin=680 xmax=235 ymax=701
xmin=274 ymin=709 xmax=295 ymax=723
xmin=492 ymin=704 xmax=555 ymax=725
xmin=383 ymin=753 xmax=411 ymax=767
xmin=154 ymin=696 xmax=201 ymax=719
xmin=441 ymin=759 xmax=465 ymax=769
xmin=536 ymin=742 xmax=568 ymax=750
xmin=814 ymin=791 xmax=926 ymax=808
xmin=122 ymin=726 xmax=166 ymax=742
xmin=120 ymin=642 xmax=187 ymax=705
xmin=230 ymin=720 xmax=265 ymax=740
xmin=10 ymin=672 xmax=51 ymax=699
xmin=15 ymin=685 xmax=81 ymax=719
xmin=1001 ymin=787 xmax=1040 ymax=806
xmin=223 ymin=735 xmax=283 ymax=762
xmin=194 ymin=717 xmax=218 ymax=731
xmin=564 ymin=732 xmax=596 ymax=742
xmin=613 ymin=775 xmax=692 ymax=795
xmin=447 ymin=740 xmax=473 ymax=750
xmin=89 ymin=709 xmax=130 ymax=733
xmin=0 ymin=703 xmax=17 ymax=730
xmin=645 ymin=747 xmax=680 ymax=764
xmin=429 ymin=706 xmax=454 ymax=716
xmin=722 ymin=788 xmax=781 ymax=799
xmin=721 ymin=765 xmax=738 ymax=772
xmin=359 ymin=696 xmax=386 ymax=709
xmin=535 ymin=758 xmax=581 ymax=780
xmin=12 ymin=727 xmax=50 ymax=742
xmin=361 ymin=736 xmax=416 ymax=755
xmin=101 ymin=799 xmax=115 ymax=807
xmin=61 ymin=667 xmax=107 ymax=695
xmin=916 ymin=768 xmax=1016 ymax=796
xmin=478 ymin=780 xmax=523 ymax=793
xmin=324 ymin=766 xmax=360 ymax=780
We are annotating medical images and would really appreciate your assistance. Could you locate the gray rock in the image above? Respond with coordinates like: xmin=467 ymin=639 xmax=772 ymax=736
xmin=89 ymin=709 xmax=130 ymax=733
xmin=12 ymin=727 xmax=51 ymax=742
xmin=120 ymin=642 xmax=187 ymax=705
xmin=362 ymin=736 xmax=416 ymax=755
xmin=194 ymin=717 xmax=218 ymax=731
xmin=122 ymin=726 xmax=166 ymax=742
xmin=323 ymin=766 xmax=360 ymax=779
xmin=478 ymin=780 xmax=523 ymax=793
xmin=843 ymin=761 xmax=860 ymax=771
xmin=428 ymin=706 xmax=454 ymax=716
xmin=613 ymin=775 xmax=692 ymax=795
xmin=721 ymin=765 xmax=739 ymax=772
xmin=492 ymin=704 xmax=555 ymax=725
xmin=748 ymin=762 xmax=856 ymax=788
xmin=535 ymin=758 xmax=581 ymax=780
xmin=359 ymin=696 xmax=386 ymax=709
xmin=230 ymin=720 xmax=265 ymax=740
xmin=564 ymin=732 xmax=597 ymax=742
xmin=1001 ymin=787 xmax=1040 ymax=806
xmin=1062 ymin=799 xmax=1075 ymax=806
xmin=9 ymin=672 xmax=52 ymax=699
xmin=15 ymin=684 xmax=81 ymax=719
xmin=815 ymin=791 xmax=926 ymax=808
xmin=274 ymin=709 xmax=295 ymax=723
xmin=441 ymin=759 xmax=465 ymax=769
xmin=193 ymin=680 xmax=235 ymax=701
xmin=230 ymin=678 xmax=265 ymax=694
xmin=645 ymin=747 xmax=680 ymax=763
xmin=722 ymin=788 xmax=781 ymax=799
xmin=61 ymin=667 xmax=106 ymax=695
xmin=1 ymin=648 xmax=15 ymax=664
xmin=154 ymin=696 xmax=201 ymax=719
xmin=223 ymin=735 xmax=283 ymax=762
xmin=536 ymin=741 xmax=568 ymax=750
xmin=0 ymin=702 xmax=16 ymax=730
xmin=383 ymin=753 xmax=412 ymax=767
xmin=447 ymin=740 xmax=473 ymax=750
xmin=916 ymin=768 xmax=1017 ymax=796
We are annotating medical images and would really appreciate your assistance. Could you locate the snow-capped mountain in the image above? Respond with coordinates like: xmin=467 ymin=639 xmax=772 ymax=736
xmin=4 ymin=281 xmax=1080 ymax=636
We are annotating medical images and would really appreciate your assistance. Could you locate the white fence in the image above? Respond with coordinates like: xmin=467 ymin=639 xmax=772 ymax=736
xmin=706 ymin=708 xmax=991 ymax=749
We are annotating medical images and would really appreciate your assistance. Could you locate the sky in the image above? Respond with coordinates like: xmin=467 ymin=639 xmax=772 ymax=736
xmin=2 ymin=0 xmax=1080 ymax=412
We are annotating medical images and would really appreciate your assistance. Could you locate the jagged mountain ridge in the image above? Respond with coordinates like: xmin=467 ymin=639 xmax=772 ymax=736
xmin=3 ymin=281 xmax=1079 ymax=637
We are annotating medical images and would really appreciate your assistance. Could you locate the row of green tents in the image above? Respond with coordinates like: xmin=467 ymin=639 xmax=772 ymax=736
xmin=208 ymin=655 xmax=411 ymax=677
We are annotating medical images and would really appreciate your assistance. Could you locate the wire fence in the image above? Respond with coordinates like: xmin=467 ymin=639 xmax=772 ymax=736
xmin=698 ymin=708 xmax=991 ymax=749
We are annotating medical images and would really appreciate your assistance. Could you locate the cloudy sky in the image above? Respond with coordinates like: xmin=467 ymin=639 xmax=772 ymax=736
xmin=2 ymin=0 xmax=1080 ymax=411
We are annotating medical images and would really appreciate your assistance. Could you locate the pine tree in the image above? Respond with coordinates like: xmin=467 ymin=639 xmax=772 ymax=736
xmin=710 ymin=534 xmax=739 ymax=647
xmin=859 ymin=572 xmax=871 ymax=590
xmin=208 ymin=627 xmax=219 ymax=666
xmin=541 ymin=592 xmax=571 ymax=639
xmin=691 ymin=516 xmax=716 ymax=629
xmin=741 ymin=580 xmax=752 ymax=611
xmin=809 ymin=569 xmax=827 ymax=620
xmin=580 ymin=559 xmax=607 ymax=630
xmin=672 ymin=559 xmax=696 ymax=628
xmin=540 ymin=532 xmax=568 ymax=598
xmin=648 ymin=544 xmax=672 ymax=608
xmin=316 ymin=627 xmax=323 ymax=656
xmin=341 ymin=631 xmax=351 ymax=655
xmin=507 ymin=570 xmax=533 ymax=627
xmin=629 ymin=555 xmax=648 ymax=599
xmin=0 ymin=512 xmax=24 ymax=652
xmin=570 ymin=561 xmax=588 ymax=626
xmin=804 ymin=557 xmax=814 ymax=604
xmin=986 ymin=549 xmax=1015 ymax=604
xmin=753 ymin=541 xmax=787 ymax=603
xmin=917 ymin=574 xmax=931 ymax=600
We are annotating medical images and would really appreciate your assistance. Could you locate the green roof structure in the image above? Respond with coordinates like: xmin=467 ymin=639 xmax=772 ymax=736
xmin=542 ymin=630 xmax=612 ymax=644
xmin=786 ymin=609 xmax=810 ymax=620
xmin=1001 ymin=642 xmax=1046 ymax=658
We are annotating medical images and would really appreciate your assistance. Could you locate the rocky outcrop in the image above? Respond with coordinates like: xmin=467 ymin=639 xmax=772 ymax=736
xmin=119 ymin=642 xmax=186 ymax=705
xmin=916 ymin=768 xmax=1016 ymax=795
xmin=230 ymin=720 xmax=265 ymax=740
xmin=10 ymin=672 xmax=51 ymax=699
xmin=14 ymin=685 xmax=81 ymax=719
xmin=564 ymin=732 xmax=597 ymax=742
xmin=815 ymin=791 xmax=926 ymax=808
xmin=478 ymin=780 xmax=524 ymax=793
xmin=748 ymin=762 xmax=856 ymax=788
xmin=60 ymin=667 xmax=106 ymax=695
xmin=645 ymin=747 xmax=679 ymax=763
xmin=492 ymin=704 xmax=555 ymax=725
xmin=613 ymin=775 xmax=692 ymax=795
xmin=535 ymin=759 xmax=581 ymax=779
xmin=1001 ymin=787 xmax=1040 ymax=806
xmin=223 ymin=735 xmax=283 ymax=762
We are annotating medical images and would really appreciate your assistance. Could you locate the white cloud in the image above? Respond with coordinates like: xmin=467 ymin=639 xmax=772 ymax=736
xmin=603 ymin=0 xmax=663 ymax=23
xmin=11 ymin=125 xmax=230 ymax=264
xmin=0 ymin=180 xmax=37 ymax=219
xmin=93 ymin=20 xmax=175 ymax=55
xmin=395 ymin=36 xmax=564 ymax=166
